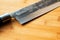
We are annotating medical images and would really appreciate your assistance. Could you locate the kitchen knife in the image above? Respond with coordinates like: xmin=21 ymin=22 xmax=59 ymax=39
xmin=0 ymin=0 xmax=60 ymax=25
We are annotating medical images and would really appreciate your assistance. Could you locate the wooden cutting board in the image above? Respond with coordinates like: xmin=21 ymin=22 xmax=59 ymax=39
xmin=0 ymin=0 xmax=60 ymax=40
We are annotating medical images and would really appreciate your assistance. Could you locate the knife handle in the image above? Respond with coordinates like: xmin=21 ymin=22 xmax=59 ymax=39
xmin=0 ymin=13 xmax=11 ymax=26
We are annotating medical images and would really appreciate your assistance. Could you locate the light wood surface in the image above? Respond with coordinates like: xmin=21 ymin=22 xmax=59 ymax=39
xmin=0 ymin=0 xmax=60 ymax=40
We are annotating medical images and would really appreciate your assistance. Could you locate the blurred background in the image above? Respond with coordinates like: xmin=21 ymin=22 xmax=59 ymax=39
xmin=0 ymin=0 xmax=60 ymax=40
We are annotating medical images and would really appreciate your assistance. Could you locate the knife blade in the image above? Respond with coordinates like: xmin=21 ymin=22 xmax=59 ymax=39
xmin=0 ymin=0 xmax=60 ymax=25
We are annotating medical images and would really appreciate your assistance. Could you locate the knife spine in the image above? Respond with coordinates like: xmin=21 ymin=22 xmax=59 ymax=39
xmin=12 ymin=0 xmax=58 ymax=18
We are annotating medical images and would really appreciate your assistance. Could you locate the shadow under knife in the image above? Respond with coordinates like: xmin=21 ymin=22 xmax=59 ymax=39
xmin=0 ymin=20 xmax=13 ymax=33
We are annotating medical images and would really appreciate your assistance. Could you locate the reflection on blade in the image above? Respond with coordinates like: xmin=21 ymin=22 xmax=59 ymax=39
xmin=11 ymin=0 xmax=60 ymax=24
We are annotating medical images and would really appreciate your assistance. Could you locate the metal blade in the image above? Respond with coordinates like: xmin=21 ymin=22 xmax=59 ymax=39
xmin=11 ymin=0 xmax=60 ymax=24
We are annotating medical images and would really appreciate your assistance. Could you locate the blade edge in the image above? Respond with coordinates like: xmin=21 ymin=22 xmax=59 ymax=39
xmin=18 ymin=2 xmax=60 ymax=24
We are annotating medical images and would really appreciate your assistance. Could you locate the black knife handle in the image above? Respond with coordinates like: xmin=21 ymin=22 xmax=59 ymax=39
xmin=0 ymin=13 xmax=11 ymax=26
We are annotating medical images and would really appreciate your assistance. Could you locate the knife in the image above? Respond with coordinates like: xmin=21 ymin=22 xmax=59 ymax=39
xmin=0 ymin=0 xmax=60 ymax=25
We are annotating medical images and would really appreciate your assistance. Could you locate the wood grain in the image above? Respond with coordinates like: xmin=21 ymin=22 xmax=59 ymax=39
xmin=0 ymin=0 xmax=60 ymax=40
